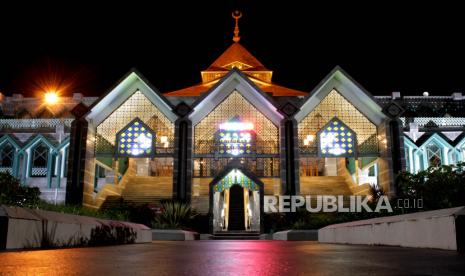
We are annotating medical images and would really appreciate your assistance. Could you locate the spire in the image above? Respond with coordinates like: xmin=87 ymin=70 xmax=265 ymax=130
xmin=232 ymin=10 xmax=242 ymax=43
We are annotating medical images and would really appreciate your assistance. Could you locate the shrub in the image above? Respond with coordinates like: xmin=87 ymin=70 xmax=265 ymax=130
xmin=188 ymin=213 xmax=209 ymax=233
xmin=88 ymin=225 xmax=137 ymax=246
xmin=396 ymin=162 xmax=465 ymax=210
xmin=0 ymin=172 xmax=40 ymax=208
xmin=36 ymin=201 xmax=131 ymax=221
xmin=152 ymin=200 xmax=196 ymax=229
xmin=368 ymin=183 xmax=386 ymax=203
xmin=264 ymin=212 xmax=288 ymax=233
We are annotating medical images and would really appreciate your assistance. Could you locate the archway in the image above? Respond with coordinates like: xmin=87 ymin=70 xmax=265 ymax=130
xmin=209 ymin=163 xmax=264 ymax=233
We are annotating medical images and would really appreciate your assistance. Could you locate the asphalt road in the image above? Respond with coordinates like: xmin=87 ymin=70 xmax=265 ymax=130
xmin=1 ymin=241 xmax=464 ymax=275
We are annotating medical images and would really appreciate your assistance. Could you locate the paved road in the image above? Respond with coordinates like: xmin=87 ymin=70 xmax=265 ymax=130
xmin=0 ymin=241 xmax=464 ymax=275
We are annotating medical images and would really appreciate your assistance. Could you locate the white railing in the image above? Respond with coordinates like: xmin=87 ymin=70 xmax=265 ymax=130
xmin=0 ymin=118 xmax=74 ymax=129
xmin=403 ymin=96 xmax=453 ymax=99
xmin=31 ymin=167 xmax=48 ymax=176
xmin=400 ymin=117 xmax=465 ymax=127
xmin=0 ymin=167 xmax=12 ymax=174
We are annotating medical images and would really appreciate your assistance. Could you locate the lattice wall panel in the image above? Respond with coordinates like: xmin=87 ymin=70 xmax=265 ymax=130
xmin=193 ymin=157 xmax=280 ymax=177
xmin=298 ymin=89 xmax=378 ymax=155
xmin=95 ymin=91 xmax=174 ymax=155
xmin=194 ymin=91 xmax=279 ymax=155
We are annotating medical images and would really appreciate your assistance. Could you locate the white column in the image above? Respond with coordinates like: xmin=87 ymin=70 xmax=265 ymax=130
xmin=408 ymin=147 xmax=414 ymax=173
xmin=422 ymin=148 xmax=428 ymax=170
xmin=413 ymin=151 xmax=419 ymax=173
xmin=443 ymin=148 xmax=449 ymax=165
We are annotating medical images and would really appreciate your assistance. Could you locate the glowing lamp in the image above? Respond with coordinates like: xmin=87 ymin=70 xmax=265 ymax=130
xmin=131 ymin=145 xmax=141 ymax=155
xmin=44 ymin=92 xmax=59 ymax=105
xmin=303 ymin=134 xmax=315 ymax=146
xmin=136 ymin=134 xmax=151 ymax=149
xmin=230 ymin=148 xmax=240 ymax=156
xmin=219 ymin=122 xmax=254 ymax=131
xmin=160 ymin=136 xmax=169 ymax=148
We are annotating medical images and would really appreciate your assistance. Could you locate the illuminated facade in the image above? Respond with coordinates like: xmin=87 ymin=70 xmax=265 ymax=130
xmin=1 ymin=14 xmax=465 ymax=233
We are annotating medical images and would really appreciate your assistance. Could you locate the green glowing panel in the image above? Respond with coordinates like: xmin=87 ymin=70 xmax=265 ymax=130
xmin=213 ymin=169 xmax=259 ymax=192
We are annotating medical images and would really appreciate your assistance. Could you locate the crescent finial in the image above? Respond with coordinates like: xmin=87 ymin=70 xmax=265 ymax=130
xmin=232 ymin=10 xmax=242 ymax=42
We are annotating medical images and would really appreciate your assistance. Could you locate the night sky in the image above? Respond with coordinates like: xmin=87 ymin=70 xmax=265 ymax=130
xmin=1 ymin=1 xmax=464 ymax=97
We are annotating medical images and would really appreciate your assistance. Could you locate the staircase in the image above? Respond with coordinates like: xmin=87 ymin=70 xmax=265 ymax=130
xmin=228 ymin=185 xmax=245 ymax=231
xmin=300 ymin=176 xmax=353 ymax=195
xmin=100 ymin=176 xmax=172 ymax=209
xmin=212 ymin=231 xmax=261 ymax=240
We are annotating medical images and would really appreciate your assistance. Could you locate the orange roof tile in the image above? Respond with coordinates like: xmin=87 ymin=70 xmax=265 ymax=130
xmin=164 ymin=77 xmax=307 ymax=97
xmin=165 ymin=40 xmax=307 ymax=97
xmin=206 ymin=43 xmax=268 ymax=71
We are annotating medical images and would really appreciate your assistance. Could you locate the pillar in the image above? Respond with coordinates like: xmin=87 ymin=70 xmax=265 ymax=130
xmin=279 ymin=102 xmax=300 ymax=196
xmin=56 ymin=152 xmax=62 ymax=188
xmin=46 ymin=151 xmax=54 ymax=188
xmin=172 ymin=102 xmax=192 ymax=202
xmin=65 ymin=103 xmax=89 ymax=205
xmin=389 ymin=119 xmax=404 ymax=174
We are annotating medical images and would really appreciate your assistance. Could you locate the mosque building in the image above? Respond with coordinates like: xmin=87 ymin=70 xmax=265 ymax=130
xmin=1 ymin=12 xmax=464 ymax=232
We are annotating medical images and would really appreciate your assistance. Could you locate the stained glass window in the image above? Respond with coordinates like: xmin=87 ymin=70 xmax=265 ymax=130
xmin=116 ymin=118 xmax=155 ymax=157
xmin=215 ymin=120 xmax=256 ymax=156
xmin=318 ymin=118 xmax=356 ymax=157
xmin=213 ymin=169 xmax=259 ymax=192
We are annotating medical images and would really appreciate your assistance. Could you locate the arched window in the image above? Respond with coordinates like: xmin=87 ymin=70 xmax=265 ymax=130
xmin=318 ymin=118 xmax=356 ymax=157
xmin=215 ymin=118 xmax=256 ymax=156
xmin=31 ymin=143 xmax=49 ymax=177
xmin=116 ymin=118 xmax=155 ymax=157
xmin=0 ymin=142 xmax=15 ymax=171
xmin=213 ymin=169 xmax=259 ymax=192
xmin=426 ymin=143 xmax=442 ymax=167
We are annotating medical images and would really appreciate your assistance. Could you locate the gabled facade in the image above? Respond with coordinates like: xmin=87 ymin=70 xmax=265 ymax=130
xmin=1 ymin=16 xmax=465 ymax=233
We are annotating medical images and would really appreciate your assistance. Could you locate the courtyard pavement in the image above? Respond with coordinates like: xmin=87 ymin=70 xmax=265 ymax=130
xmin=0 ymin=241 xmax=464 ymax=275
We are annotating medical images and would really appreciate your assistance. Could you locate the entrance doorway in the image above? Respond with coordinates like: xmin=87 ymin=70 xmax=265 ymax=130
xmin=209 ymin=166 xmax=264 ymax=233
xmin=228 ymin=185 xmax=245 ymax=230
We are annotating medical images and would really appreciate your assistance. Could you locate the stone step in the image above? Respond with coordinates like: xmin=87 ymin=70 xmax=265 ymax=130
xmin=212 ymin=231 xmax=261 ymax=240
xmin=300 ymin=176 xmax=353 ymax=196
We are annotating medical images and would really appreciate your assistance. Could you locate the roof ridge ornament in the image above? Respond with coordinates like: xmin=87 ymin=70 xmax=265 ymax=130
xmin=232 ymin=10 xmax=242 ymax=43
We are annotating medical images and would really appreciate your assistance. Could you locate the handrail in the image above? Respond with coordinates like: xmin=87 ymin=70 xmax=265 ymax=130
xmin=94 ymin=159 xmax=122 ymax=177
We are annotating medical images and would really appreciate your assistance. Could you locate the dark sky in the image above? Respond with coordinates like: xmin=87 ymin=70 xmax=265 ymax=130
xmin=1 ymin=1 xmax=464 ymax=97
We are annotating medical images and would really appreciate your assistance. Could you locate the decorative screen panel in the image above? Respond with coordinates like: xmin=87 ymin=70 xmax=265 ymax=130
xmin=194 ymin=91 xmax=279 ymax=155
xmin=298 ymin=89 xmax=378 ymax=156
xmin=193 ymin=157 xmax=279 ymax=178
xmin=95 ymin=91 xmax=174 ymax=156
xmin=213 ymin=169 xmax=259 ymax=192
xmin=116 ymin=118 xmax=155 ymax=157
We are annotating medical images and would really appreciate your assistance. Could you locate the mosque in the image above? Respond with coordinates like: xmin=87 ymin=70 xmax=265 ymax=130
xmin=1 ymin=12 xmax=464 ymax=232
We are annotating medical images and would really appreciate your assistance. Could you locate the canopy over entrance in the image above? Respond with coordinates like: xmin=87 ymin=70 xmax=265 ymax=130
xmin=209 ymin=164 xmax=264 ymax=233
